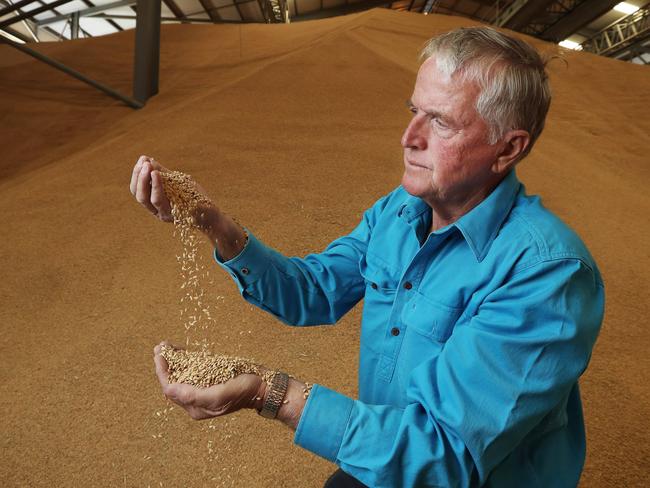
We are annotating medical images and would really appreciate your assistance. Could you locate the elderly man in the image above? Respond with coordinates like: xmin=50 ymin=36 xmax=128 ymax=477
xmin=131 ymin=27 xmax=603 ymax=487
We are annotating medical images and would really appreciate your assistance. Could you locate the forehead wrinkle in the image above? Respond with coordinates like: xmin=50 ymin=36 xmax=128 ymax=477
xmin=422 ymin=88 xmax=480 ymax=129
xmin=413 ymin=60 xmax=484 ymax=130
xmin=409 ymin=93 xmax=451 ymax=117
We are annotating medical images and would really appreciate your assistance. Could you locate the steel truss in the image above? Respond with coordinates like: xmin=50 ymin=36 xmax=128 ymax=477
xmin=494 ymin=0 xmax=623 ymax=44
xmin=581 ymin=4 xmax=650 ymax=58
xmin=36 ymin=0 xmax=135 ymax=26
xmin=267 ymin=0 xmax=290 ymax=23
xmin=521 ymin=0 xmax=581 ymax=36
xmin=495 ymin=0 xmax=527 ymax=27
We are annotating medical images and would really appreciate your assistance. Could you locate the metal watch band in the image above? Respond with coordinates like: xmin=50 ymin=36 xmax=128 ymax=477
xmin=259 ymin=372 xmax=289 ymax=419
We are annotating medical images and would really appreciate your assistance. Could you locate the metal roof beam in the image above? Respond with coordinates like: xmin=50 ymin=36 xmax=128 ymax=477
xmin=81 ymin=0 xmax=124 ymax=34
xmin=37 ymin=0 xmax=134 ymax=26
xmin=541 ymin=0 xmax=620 ymax=42
xmin=0 ymin=0 xmax=39 ymax=17
xmin=0 ymin=34 xmax=142 ymax=107
xmin=31 ymin=0 xmax=91 ymax=39
xmin=198 ymin=0 xmax=222 ymax=22
xmin=293 ymin=0 xmax=391 ymax=21
xmin=581 ymin=5 xmax=649 ymax=57
xmin=615 ymin=38 xmax=650 ymax=60
xmin=133 ymin=0 xmax=160 ymax=104
xmin=0 ymin=0 xmax=74 ymax=29
xmin=495 ymin=0 xmax=555 ymax=29
xmin=0 ymin=24 xmax=32 ymax=42
xmin=70 ymin=9 xmax=78 ymax=38
xmin=89 ymin=13 xmax=251 ymax=24
xmin=232 ymin=0 xmax=245 ymax=21
xmin=421 ymin=0 xmax=439 ymax=15
xmin=0 ymin=0 xmax=39 ymax=41
xmin=162 ymin=0 xmax=185 ymax=20
xmin=256 ymin=0 xmax=270 ymax=22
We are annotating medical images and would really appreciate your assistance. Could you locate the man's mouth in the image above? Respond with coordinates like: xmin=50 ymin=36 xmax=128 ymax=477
xmin=406 ymin=159 xmax=429 ymax=170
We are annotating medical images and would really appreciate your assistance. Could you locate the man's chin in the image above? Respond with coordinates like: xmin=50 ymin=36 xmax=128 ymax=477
xmin=401 ymin=174 xmax=430 ymax=198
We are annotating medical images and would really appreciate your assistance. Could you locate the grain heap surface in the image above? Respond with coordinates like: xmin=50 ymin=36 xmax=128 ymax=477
xmin=3 ymin=7 xmax=649 ymax=487
xmin=160 ymin=170 xmax=215 ymax=337
xmin=161 ymin=345 xmax=277 ymax=388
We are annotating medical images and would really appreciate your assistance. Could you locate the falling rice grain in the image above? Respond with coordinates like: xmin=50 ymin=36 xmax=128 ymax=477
xmin=159 ymin=170 xmax=216 ymax=342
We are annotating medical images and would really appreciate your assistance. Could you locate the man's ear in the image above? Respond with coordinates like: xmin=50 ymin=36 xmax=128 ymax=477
xmin=492 ymin=130 xmax=530 ymax=174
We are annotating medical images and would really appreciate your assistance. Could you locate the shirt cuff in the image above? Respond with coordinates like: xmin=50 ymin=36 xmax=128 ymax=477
xmin=213 ymin=231 xmax=273 ymax=291
xmin=294 ymin=384 xmax=354 ymax=462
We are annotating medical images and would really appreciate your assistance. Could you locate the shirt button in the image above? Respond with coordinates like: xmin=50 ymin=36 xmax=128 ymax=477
xmin=371 ymin=283 xmax=378 ymax=290
xmin=241 ymin=267 xmax=250 ymax=275
xmin=390 ymin=327 xmax=400 ymax=336
xmin=403 ymin=281 xmax=412 ymax=290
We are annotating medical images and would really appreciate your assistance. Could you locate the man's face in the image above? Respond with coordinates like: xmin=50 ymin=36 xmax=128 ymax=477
xmin=401 ymin=57 xmax=501 ymax=211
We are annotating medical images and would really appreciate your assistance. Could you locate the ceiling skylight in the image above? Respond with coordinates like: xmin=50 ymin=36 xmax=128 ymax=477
xmin=613 ymin=2 xmax=640 ymax=15
xmin=559 ymin=39 xmax=583 ymax=50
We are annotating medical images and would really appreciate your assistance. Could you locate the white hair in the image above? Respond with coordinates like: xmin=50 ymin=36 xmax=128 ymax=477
xmin=420 ymin=27 xmax=552 ymax=158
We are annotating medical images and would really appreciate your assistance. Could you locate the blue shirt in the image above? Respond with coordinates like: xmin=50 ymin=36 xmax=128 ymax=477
xmin=216 ymin=170 xmax=604 ymax=487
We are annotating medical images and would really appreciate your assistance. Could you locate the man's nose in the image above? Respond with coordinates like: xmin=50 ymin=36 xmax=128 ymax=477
xmin=401 ymin=116 xmax=427 ymax=150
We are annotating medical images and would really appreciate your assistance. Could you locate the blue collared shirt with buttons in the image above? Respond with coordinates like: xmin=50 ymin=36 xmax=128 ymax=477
xmin=215 ymin=169 xmax=604 ymax=488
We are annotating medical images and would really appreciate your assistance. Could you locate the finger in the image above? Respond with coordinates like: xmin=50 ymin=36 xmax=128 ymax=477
xmin=187 ymin=407 xmax=208 ymax=420
xmin=148 ymin=158 xmax=169 ymax=173
xmin=165 ymin=383 xmax=197 ymax=406
xmin=153 ymin=341 xmax=169 ymax=356
xmin=130 ymin=158 xmax=143 ymax=195
xmin=194 ymin=383 xmax=226 ymax=407
xmin=151 ymin=170 xmax=173 ymax=221
xmin=136 ymin=161 xmax=158 ymax=214
xmin=153 ymin=349 xmax=170 ymax=386
xmin=166 ymin=340 xmax=185 ymax=351
xmin=153 ymin=341 xmax=184 ymax=358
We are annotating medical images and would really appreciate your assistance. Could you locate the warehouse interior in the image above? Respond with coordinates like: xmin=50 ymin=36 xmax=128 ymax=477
xmin=2 ymin=1 xmax=649 ymax=61
xmin=1 ymin=1 xmax=649 ymax=487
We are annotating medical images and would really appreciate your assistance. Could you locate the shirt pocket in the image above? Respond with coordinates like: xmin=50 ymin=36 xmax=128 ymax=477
xmin=358 ymin=253 xmax=400 ymax=293
xmin=402 ymin=292 xmax=463 ymax=343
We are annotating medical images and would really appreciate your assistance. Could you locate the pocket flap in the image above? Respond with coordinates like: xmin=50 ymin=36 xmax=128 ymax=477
xmin=402 ymin=293 xmax=463 ymax=342
xmin=359 ymin=254 xmax=399 ymax=292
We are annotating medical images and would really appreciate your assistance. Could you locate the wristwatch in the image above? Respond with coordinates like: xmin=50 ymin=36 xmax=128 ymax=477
xmin=258 ymin=372 xmax=289 ymax=419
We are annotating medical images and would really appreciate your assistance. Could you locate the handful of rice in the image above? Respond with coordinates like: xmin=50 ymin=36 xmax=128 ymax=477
xmin=160 ymin=345 xmax=277 ymax=388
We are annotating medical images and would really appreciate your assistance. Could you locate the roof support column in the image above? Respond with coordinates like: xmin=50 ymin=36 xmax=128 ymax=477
xmin=70 ymin=10 xmax=79 ymax=39
xmin=133 ymin=0 xmax=160 ymax=104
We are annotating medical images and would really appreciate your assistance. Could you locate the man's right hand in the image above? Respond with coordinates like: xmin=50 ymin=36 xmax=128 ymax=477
xmin=129 ymin=155 xmax=248 ymax=261
xmin=130 ymin=155 xmax=173 ymax=222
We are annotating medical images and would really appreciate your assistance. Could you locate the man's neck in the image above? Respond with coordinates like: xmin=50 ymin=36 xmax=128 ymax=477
xmin=427 ymin=177 xmax=503 ymax=233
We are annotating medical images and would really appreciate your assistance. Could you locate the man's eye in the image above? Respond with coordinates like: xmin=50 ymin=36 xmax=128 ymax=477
xmin=408 ymin=106 xmax=417 ymax=114
xmin=432 ymin=117 xmax=448 ymax=129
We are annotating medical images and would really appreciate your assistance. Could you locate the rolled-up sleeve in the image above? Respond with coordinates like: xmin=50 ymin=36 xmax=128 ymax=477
xmin=294 ymin=257 xmax=604 ymax=487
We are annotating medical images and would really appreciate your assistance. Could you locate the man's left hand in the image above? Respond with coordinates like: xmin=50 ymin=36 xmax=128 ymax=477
xmin=153 ymin=342 xmax=265 ymax=420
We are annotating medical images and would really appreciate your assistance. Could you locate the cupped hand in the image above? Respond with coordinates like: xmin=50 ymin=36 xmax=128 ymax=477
xmin=130 ymin=155 xmax=173 ymax=222
xmin=130 ymin=155 xmax=221 ymax=232
xmin=153 ymin=342 xmax=265 ymax=420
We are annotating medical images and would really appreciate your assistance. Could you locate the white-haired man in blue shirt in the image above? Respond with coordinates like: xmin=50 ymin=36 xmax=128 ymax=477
xmin=131 ymin=26 xmax=603 ymax=488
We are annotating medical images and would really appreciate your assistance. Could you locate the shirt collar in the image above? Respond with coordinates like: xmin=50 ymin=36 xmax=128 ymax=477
xmin=454 ymin=170 xmax=521 ymax=262
xmin=398 ymin=170 xmax=521 ymax=262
